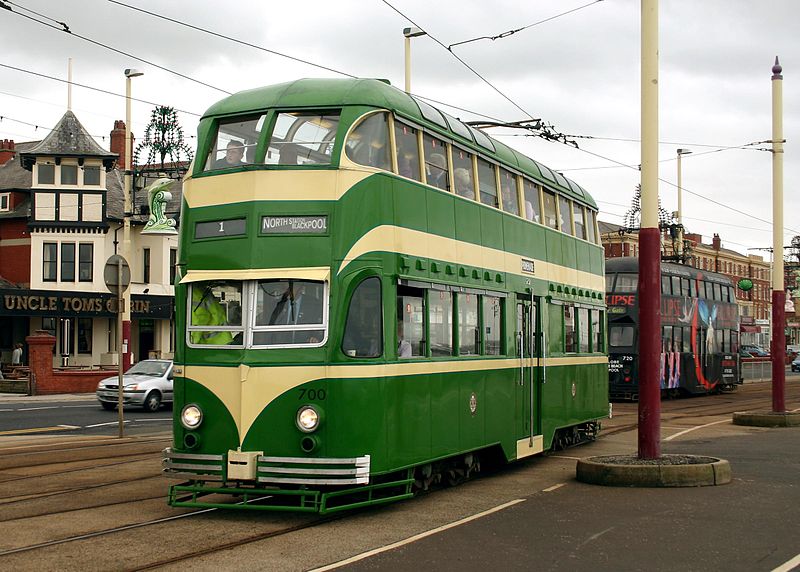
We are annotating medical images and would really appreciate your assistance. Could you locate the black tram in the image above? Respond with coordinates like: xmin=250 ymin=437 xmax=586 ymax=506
xmin=606 ymin=258 xmax=740 ymax=400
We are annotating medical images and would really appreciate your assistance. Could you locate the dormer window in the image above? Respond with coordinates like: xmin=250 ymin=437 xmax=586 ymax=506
xmin=61 ymin=164 xmax=78 ymax=185
xmin=38 ymin=164 xmax=55 ymax=185
xmin=0 ymin=193 xmax=9 ymax=212
xmin=83 ymin=166 xmax=100 ymax=186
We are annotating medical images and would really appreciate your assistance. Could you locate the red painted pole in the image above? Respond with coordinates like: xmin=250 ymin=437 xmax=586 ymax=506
xmin=638 ymin=229 xmax=661 ymax=458
xmin=772 ymin=290 xmax=786 ymax=412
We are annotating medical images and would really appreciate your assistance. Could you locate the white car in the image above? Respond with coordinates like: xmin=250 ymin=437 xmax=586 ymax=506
xmin=96 ymin=359 xmax=174 ymax=412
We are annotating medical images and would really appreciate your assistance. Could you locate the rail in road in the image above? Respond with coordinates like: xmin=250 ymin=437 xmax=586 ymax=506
xmin=0 ymin=382 xmax=798 ymax=571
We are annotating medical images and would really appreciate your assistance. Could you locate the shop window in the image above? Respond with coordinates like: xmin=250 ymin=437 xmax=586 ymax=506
xmin=78 ymin=318 xmax=92 ymax=354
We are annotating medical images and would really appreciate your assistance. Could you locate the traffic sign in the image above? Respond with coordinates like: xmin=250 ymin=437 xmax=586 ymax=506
xmin=104 ymin=255 xmax=131 ymax=295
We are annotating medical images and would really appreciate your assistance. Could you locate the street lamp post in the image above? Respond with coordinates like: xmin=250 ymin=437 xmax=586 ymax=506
xmin=403 ymin=27 xmax=426 ymax=94
xmin=123 ymin=68 xmax=143 ymax=371
xmin=676 ymin=148 xmax=691 ymax=260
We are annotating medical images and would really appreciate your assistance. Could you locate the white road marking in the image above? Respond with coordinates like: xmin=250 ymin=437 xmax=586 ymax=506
xmin=549 ymin=455 xmax=581 ymax=461
xmin=543 ymin=483 xmax=566 ymax=492
xmin=17 ymin=406 xmax=59 ymax=411
xmin=129 ymin=418 xmax=172 ymax=422
xmin=664 ymin=419 xmax=731 ymax=442
xmin=62 ymin=405 xmax=100 ymax=408
xmin=309 ymin=499 xmax=526 ymax=572
xmin=772 ymin=553 xmax=800 ymax=572
xmin=84 ymin=421 xmax=131 ymax=428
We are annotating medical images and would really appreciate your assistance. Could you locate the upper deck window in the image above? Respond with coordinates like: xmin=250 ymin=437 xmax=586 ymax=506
xmin=423 ymin=134 xmax=450 ymax=191
xmin=395 ymin=122 xmax=422 ymax=181
xmin=542 ymin=190 xmax=558 ymax=230
xmin=468 ymin=126 xmax=495 ymax=152
xmin=499 ymin=168 xmax=519 ymax=215
xmin=452 ymin=147 xmax=475 ymax=199
xmin=477 ymin=158 xmax=498 ymax=208
xmin=344 ymin=112 xmax=391 ymax=170
xmin=206 ymin=115 xmax=266 ymax=171
xmin=266 ymin=111 xmax=340 ymax=166
xmin=558 ymin=196 xmax=573 ymax=234
xmin=523 ymin=179 xmax=541 ymax=223
xmin=442 ymin=112 xmax=474 ymax=142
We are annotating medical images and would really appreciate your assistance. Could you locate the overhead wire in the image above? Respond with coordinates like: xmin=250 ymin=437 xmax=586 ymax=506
xmin=4 ymin=0 xmax=231 ymax=95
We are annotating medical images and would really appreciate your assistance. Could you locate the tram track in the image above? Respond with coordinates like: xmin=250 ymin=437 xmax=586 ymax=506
xmin=0 ymin=452 xmax=159 ymax=485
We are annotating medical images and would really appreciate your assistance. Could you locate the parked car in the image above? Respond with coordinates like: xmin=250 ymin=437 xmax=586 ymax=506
xmin=741 ymin=344 xmax=769 ymax=357
xmin=96 ymin=359 xmax=173 ymax=412
xmin=792 ymin=356 xmax=800 ymax=372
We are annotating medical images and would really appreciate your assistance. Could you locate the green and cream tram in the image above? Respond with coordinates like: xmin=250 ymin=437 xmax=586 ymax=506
xmin=164 ymin=78 xmax=608 ymax=513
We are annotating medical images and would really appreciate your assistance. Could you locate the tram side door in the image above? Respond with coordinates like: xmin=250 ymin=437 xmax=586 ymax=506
xmin=515 ymin=296 xmax=540 ymax=442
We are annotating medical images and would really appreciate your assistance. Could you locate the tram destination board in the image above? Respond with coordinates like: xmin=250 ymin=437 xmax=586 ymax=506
xmin=261 ymin=215 xmax=328 ymax=235
xmin=195 ymin=218 xmax=247 ymax=239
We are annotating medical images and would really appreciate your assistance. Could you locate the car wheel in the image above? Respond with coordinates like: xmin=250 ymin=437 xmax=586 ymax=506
xmin=101 ymin=402 xmax=116 ymax=411
xmin=143 ymin=391 xmax=162 ymax=412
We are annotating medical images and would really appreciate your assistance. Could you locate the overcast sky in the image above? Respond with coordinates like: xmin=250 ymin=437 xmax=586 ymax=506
xmin=1 ymin=0 xmax=797 ymax=259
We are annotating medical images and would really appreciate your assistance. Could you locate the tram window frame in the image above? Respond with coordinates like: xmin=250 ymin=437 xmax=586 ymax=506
xmin=681 ymin=278 xmax=691 ymax=297
xmin=573 ymin=203 xmax=587 ymax=240
xmin=542 ymin=190 xmax=558 ymax=230
xmin=457 ymin=292 xmax=479 ymax=356
xmin=586 ymin=210 xmax=598 ymax=244
xmin=422 ymin=133 xmax=451 ymax=192
xmin=476 ymin=157 xmax=499 ymax=208
xmin=344 ymin=111 xmax=391 ymax=171
xmin=205 ymin=114 xmax=268 ymax=171
xmin=429 ymin=289 xmax=453 ymax=357
xmin=341 ymin=276 xmax=382 ymax=358
xmin=662 ymin=325 xmax=673 ymax=352
xmin=674 ymin=327 xmax=684 ymax=352
xmin=452 ymin=146 xmax=476 ymax=200
xmin=688 ymin=279 xmax=696 ymax=298
xmin=671 ymin=276 xmax=681 ymax=296
xmin=712 ymin=282 xmax=721 ymax=301
xmin=397 ymin=284 xmax=425 ymax=358
xmin=252 ymin=279 xmax=328 ymax=348
xmin=483 ymin=295 xmax=503 ymax=355
xmin=266 ymin=110 xmax=341 ymax=166
xmin=609 ymin=325 xmax=634 ymax=347
xmin=499 ymin=167 xmax=520 ymax=216
xmin=615 ymin=273 xmax=637 ymax=292
xmin=394 ymin=120 xmax=422 ymax=182
xmin=564 ymin=304 xmax=576 ymax=353
xmin=558 ymin=195 xmax=573 ymax=235
xmin=186 ymin=281 xmax=246 ymax=348
xmin=522 ymin=179 xmax=541 ymax=224
xmin=661 ymin=275 xmax=671 ymax=295
xmin=578 ymin=307 xmax=590 ymax=353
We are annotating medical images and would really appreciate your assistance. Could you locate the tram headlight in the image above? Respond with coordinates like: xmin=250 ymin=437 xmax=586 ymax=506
xmin=181 ymin=404 xmax=203 ymax=429
xmin=296 ymin=405 xmax=320 ymax=433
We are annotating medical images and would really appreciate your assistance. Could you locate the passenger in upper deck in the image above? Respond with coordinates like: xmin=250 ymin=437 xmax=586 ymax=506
xmin=426 ymin=153 xmax=448 ymax=191
xmin=454 ymin=168 xmax=474 ymax=199
xmin=214 ymin=140 xmax=246 ymax=169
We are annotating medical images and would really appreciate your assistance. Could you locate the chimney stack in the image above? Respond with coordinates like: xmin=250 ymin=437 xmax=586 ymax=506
xmin=712 ymin=233 xmax=721 ymax=251
xmin=0 ymin=139 xmax=16 ymax=166
xmin=110 ymin=120 xmax=128 ymax=168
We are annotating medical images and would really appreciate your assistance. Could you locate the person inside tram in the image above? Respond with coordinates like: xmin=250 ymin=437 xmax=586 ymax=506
xmin=191 ymin=285 xmax=234 ymax=345
xmin=426 ymin=153 xmax=448 ymax=190
xmin=213 ymin=140 xmax=246 ymax=169
xmin=454 ymin=168 xmax=473 ymax=198
xmin=398 ymin=323 xmax=412 ymax=358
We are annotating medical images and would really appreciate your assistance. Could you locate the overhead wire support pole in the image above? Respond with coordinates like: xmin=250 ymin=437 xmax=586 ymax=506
xmin=771 ymin=57 xmax=786 ymax=413
xmin=638 ymin=0 xmax=661 ymax=460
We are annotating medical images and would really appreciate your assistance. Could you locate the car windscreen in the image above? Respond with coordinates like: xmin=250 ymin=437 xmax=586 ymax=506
xmin=127 ymin=361 xmax=169 ymax=376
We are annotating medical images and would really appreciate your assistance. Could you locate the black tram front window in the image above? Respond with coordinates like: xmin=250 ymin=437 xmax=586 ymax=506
xmin=614 ymin=273 xmax=638 ymax=292
xmin=253 ymin=280 xmax=325 ymax=347
xmin=345 ymin=112 xmax=391 ymax=170
xmin=206 ymin=115 xmax=267 ymax=171
xmin=267 ymin=111 xmax=341 ymax=166
xmin=188 ymin=281 xmax=244 ymax=346
xmin=609 ymin=325 xmax=635 ymax=348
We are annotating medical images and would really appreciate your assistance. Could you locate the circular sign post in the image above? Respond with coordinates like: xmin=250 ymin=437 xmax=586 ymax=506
xmin=104 ymin=255 xmax=130 ymax=438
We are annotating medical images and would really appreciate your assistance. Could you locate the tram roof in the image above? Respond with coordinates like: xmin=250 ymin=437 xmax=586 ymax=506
xmin=605 ymin=257 xmax=734 ymax=284
xmin=203 ymin=78 xmax=596 ymax=208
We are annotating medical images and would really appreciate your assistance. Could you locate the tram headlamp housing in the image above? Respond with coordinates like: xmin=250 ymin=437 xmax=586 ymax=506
xmin=181 ymin=404 xmax=203 ymax=429
xmin=296 ymin=405 xmax=320 ymax=433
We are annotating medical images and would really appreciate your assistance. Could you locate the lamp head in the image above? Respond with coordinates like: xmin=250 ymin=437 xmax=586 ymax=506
xmin=403 ymin=26 xmax=426 ymax=38
xmin=124 ymin=68 xmax=144 ymax=78
xmin=677 ymin=148 xmax=692 ymax=156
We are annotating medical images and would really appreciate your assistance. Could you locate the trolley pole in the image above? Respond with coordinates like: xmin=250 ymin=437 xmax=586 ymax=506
xmin=638 ymin=0 xmax=661 ymax=459
xmin=771 ymin=57 xmax=786 ymax=413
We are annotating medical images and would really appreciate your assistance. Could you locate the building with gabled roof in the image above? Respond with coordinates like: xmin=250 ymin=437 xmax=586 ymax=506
xmin=0 ymin=110 xmax=180 ymax=370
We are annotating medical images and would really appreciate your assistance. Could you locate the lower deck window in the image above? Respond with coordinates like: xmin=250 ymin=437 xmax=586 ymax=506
xmin=342 ymin=277 xmax=382 ymax=357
